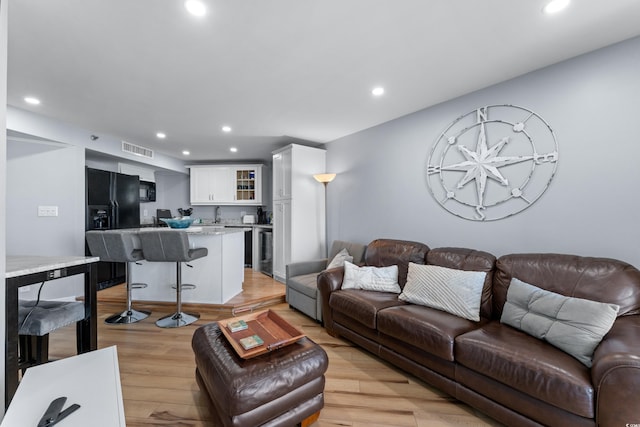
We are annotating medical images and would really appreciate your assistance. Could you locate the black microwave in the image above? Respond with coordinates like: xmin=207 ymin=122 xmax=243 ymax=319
xmin=139 ymin=180 xmax=156 ymax=202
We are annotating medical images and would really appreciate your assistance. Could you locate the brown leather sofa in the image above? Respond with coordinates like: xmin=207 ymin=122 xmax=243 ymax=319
xmin=318 ymin=239 xmax=640 ymax=427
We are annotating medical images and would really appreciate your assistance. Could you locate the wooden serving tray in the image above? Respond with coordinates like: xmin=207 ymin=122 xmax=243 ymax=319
xmin=218 ymin=309 xmax=306 ymax=359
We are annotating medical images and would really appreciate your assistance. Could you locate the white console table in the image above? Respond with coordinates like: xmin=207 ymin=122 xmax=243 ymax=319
xmin=1 ymin=346 xmax=126 ymax=426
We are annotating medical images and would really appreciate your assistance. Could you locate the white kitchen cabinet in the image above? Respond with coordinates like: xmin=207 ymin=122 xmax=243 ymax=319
xmin=272 ymin=200 xmax=291 ymax=280
xmin=272 ymin=148 xmax=292 ymax=200
xmin=188 ymin=164 xmax=263 ymax=205
xmin=233 ymin=166 xmax=262 ymax=204
xmin=271 ymin=144 xmax=326 ymax=282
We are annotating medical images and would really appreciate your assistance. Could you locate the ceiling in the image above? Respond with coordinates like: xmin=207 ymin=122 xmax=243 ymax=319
xmin=7 ymin=1 xmax=640 ymax=162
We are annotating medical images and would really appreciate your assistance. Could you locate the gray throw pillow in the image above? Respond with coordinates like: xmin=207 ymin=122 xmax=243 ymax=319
xmin=326 ymin=248 xmax=353 ymax=270
xmin=399 ymin=263 xmax=486 ymax=321
xmin=501 ymin=278 xmax=620 ymax=367
xmin=342 ymin=261 xmax=401 ymax=293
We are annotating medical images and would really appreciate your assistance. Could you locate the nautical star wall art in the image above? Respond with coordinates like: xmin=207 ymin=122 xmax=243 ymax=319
xmin=426 ymin=104 xmax=558 ymax=221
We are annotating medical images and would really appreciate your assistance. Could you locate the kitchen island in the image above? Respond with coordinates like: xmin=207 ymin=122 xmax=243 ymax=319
xmin=130 ymin=226 xmax=244 ymax=305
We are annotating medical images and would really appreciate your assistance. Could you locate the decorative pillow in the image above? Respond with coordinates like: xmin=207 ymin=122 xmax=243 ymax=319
xmin=326 ymin=248 xmax=353 ymax=270
xmin=342 ymin=261 xmax=401 ymax=293
xmin=501 ymin=278 xmax=620 ymax=367
xmin=398 ymin=263 xmax=486 ymax=321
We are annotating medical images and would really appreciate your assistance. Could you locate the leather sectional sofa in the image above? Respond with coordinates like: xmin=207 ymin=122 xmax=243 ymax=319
xmin=317 ymin=239 xmax=640 ymax=427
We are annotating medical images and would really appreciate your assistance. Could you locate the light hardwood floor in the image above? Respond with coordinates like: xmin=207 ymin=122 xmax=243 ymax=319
xmin=46 ymin=269 xmax=501 ymax=426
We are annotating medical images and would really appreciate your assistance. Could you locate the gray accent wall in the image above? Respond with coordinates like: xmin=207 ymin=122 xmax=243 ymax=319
xmin=326 ymin=36 xmax=640 ymax=267
xmin=6 ymin=140 xmax=86 ymax=300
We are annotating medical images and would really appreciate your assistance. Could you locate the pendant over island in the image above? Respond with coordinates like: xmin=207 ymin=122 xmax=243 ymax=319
xmin=129 ymin=226 xmax=245 ymax=304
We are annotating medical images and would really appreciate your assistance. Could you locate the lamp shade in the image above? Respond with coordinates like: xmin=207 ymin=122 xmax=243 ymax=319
xmin=313 ymin=173 xmax=336 ymax=184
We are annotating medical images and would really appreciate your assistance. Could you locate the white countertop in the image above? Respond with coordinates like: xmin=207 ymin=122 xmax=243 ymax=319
xmin=136 ymin=226 xmax=244 ymax=235
xmin=6 ymin=255 xmax=100 ymax=279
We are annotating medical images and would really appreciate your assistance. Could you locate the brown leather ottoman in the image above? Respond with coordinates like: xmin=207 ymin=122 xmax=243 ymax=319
xmin=192 ymin=322 xmax=329 ymax=427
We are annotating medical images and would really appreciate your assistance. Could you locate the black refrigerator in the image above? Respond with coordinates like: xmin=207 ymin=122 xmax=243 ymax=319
xmin=86 ymin=167 xmax=141 ymax=289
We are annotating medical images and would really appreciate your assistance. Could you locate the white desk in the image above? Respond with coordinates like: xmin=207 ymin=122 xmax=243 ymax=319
xmin=1 ymin=346 xmax=126 ymax=426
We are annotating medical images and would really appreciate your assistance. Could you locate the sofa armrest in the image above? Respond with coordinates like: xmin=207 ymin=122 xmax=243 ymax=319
xmin=591 ymin=315 xmax=640 ymax=426
xmin=286 ymin=259 xmax=328 ymax=279
xmin=317 ymin=267 xmax=345 ymax=335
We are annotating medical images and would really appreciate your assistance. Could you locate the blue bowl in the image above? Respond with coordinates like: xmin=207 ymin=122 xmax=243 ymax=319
xmin=160 ymin=218 xmax=195 ymax=229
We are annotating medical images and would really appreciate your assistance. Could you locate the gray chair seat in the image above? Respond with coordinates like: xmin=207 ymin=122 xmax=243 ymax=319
xmin=18 ymin=299 xmax=85 ymax=370
xmin=286 ymin=240 xmax=366 ymax=322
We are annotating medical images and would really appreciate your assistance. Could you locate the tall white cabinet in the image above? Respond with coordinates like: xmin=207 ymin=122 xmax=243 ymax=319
xmin=272 ymin=144 xmax=326 ymax=282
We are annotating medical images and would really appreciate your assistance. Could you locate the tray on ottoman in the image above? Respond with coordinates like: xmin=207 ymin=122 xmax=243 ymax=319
xmin=192 ymin=321 xmax=328 ymax=427
xmin=218 ymin=309 xmax=305 ymax=359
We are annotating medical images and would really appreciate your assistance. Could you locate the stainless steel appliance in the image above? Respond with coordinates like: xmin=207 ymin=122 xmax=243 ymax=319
xmin=139 ymin=180 xmax=156 ymax=202
xmin=85 ymin=167 xmax=141 ymax=289
xmin=257 ymin=228 xmax=273 ymax=277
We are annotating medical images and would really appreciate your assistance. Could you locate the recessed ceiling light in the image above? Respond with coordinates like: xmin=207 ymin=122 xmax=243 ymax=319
xmin=24 ymin=96 xmax=41 ymax=105
xmin=156 ymin=132 xmax=166 ymax=139
xmin=372 ymin=87 xmax=385 ymax=96
xmin=182 ymin=150 xmax=191 ymax=156
xmin=543 ymin=0 xmax=570 ymax=14
xmin=230 ymin=147 xmax=238 ymax=153
xmin=185 ymin=0 xmax=207 ymax=17
xmin=222 ymin=126 xmax=232 ymax=133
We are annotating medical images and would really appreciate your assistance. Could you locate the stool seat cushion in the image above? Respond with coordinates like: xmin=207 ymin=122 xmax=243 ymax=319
xmin=138 ymin=230 xmax=208 ymax=262
xmin=85 ymin=230 xmax=144 ymax=263
xmin=192 ymin=322 xmax=328 ymax=427
xmin=18 ymin=300 xmax=85 ymax=336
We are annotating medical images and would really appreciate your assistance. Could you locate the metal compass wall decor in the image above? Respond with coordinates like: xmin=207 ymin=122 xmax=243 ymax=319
xmin=426 ymin=104 xmax=558 ymax=221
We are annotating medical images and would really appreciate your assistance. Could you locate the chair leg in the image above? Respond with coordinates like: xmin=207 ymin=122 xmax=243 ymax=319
xmin=105 ymin=262 xmax=151 ymax=324
xmin=155 ymin=262 xmax=199 ymax=328
xmin=35 ymin=335 xmax=49 ymax=365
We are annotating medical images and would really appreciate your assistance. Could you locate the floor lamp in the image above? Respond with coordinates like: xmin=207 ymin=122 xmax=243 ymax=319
xmin=313 ymin=173 xmax=336 ymax=257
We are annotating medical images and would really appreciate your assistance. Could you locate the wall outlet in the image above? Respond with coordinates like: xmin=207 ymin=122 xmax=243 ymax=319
xmin=143 ymin=209 xmax=148 ymax=217
xmin=38 ymin=205 xmax=59 ymax=217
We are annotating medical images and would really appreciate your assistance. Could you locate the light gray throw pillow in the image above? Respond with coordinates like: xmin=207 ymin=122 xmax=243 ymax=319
xmin=501 ymin=278 xmax=620 ymax=367
xmin=342 ymin=261 xmax=401 ymax=293
xmin=398 ymin=263 xmax=486 ymax=321
xmin=327 ymin=248 xmax=353 ymax=270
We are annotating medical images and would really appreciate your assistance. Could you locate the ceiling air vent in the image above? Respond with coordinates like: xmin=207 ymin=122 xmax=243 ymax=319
xmin=122 ymin=140 xmax=154 ymax=159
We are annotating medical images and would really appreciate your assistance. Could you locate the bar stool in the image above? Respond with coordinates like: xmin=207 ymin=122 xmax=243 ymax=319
xmin=86 ymin=229 xmax=151 ymax=324
xmin=138 ymin=229 xmax=208 ymax=328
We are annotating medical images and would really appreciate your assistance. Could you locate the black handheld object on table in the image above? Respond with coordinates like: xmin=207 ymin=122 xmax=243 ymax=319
xmin=37 ymin=397 xmax=80 ymax=427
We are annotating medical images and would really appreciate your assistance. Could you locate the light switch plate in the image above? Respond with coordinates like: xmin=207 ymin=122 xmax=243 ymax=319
xmin=38 ymin=205 xmax=59 ymax=217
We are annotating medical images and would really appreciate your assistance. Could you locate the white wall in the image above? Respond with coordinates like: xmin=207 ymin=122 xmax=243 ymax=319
xmin=1 ymin=0 xmax=8 ymax=413
xmin=8 ymin=106 xmax=187 ymax=174
xmin=326 ymin=36 xmax=640 ymax=267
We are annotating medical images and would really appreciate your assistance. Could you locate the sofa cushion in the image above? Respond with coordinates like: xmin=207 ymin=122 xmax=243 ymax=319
xmin=493 ymin=253 xmax=640 ymax=318
xmin=378 ymin=304 xmax=483 ymax=361
xmin=287 ymin=273 xmax=319 ymax=299
xmin=427 ymin=247 xmax=496 ymax=319
xmin=398 ymin=263 xmax=486 ymax=321
xmin=329 ymin=289 xmax=404 ymax=329
xmin=342 ymin=261 xmax=401 ymax=293
xmin=364 ymin=239 xmax=430 ymax=287
xmin=455 ymin=321 xmax=595 ymax=419
xmin=501 ymin=278 xmax=619 ymax=367
xmin=327 ymin=248 xmax=353 ymax=270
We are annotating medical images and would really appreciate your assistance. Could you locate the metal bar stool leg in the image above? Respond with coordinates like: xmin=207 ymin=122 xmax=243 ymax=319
xmin=155 ymin=262 xmax=200 ymax=328
xmin=105 ymin=262 xmax=150 ymax=324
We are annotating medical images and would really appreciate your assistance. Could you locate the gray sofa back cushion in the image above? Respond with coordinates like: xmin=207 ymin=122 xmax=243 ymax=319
xmin=330 ymin=240 xmax=366 ymax=265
